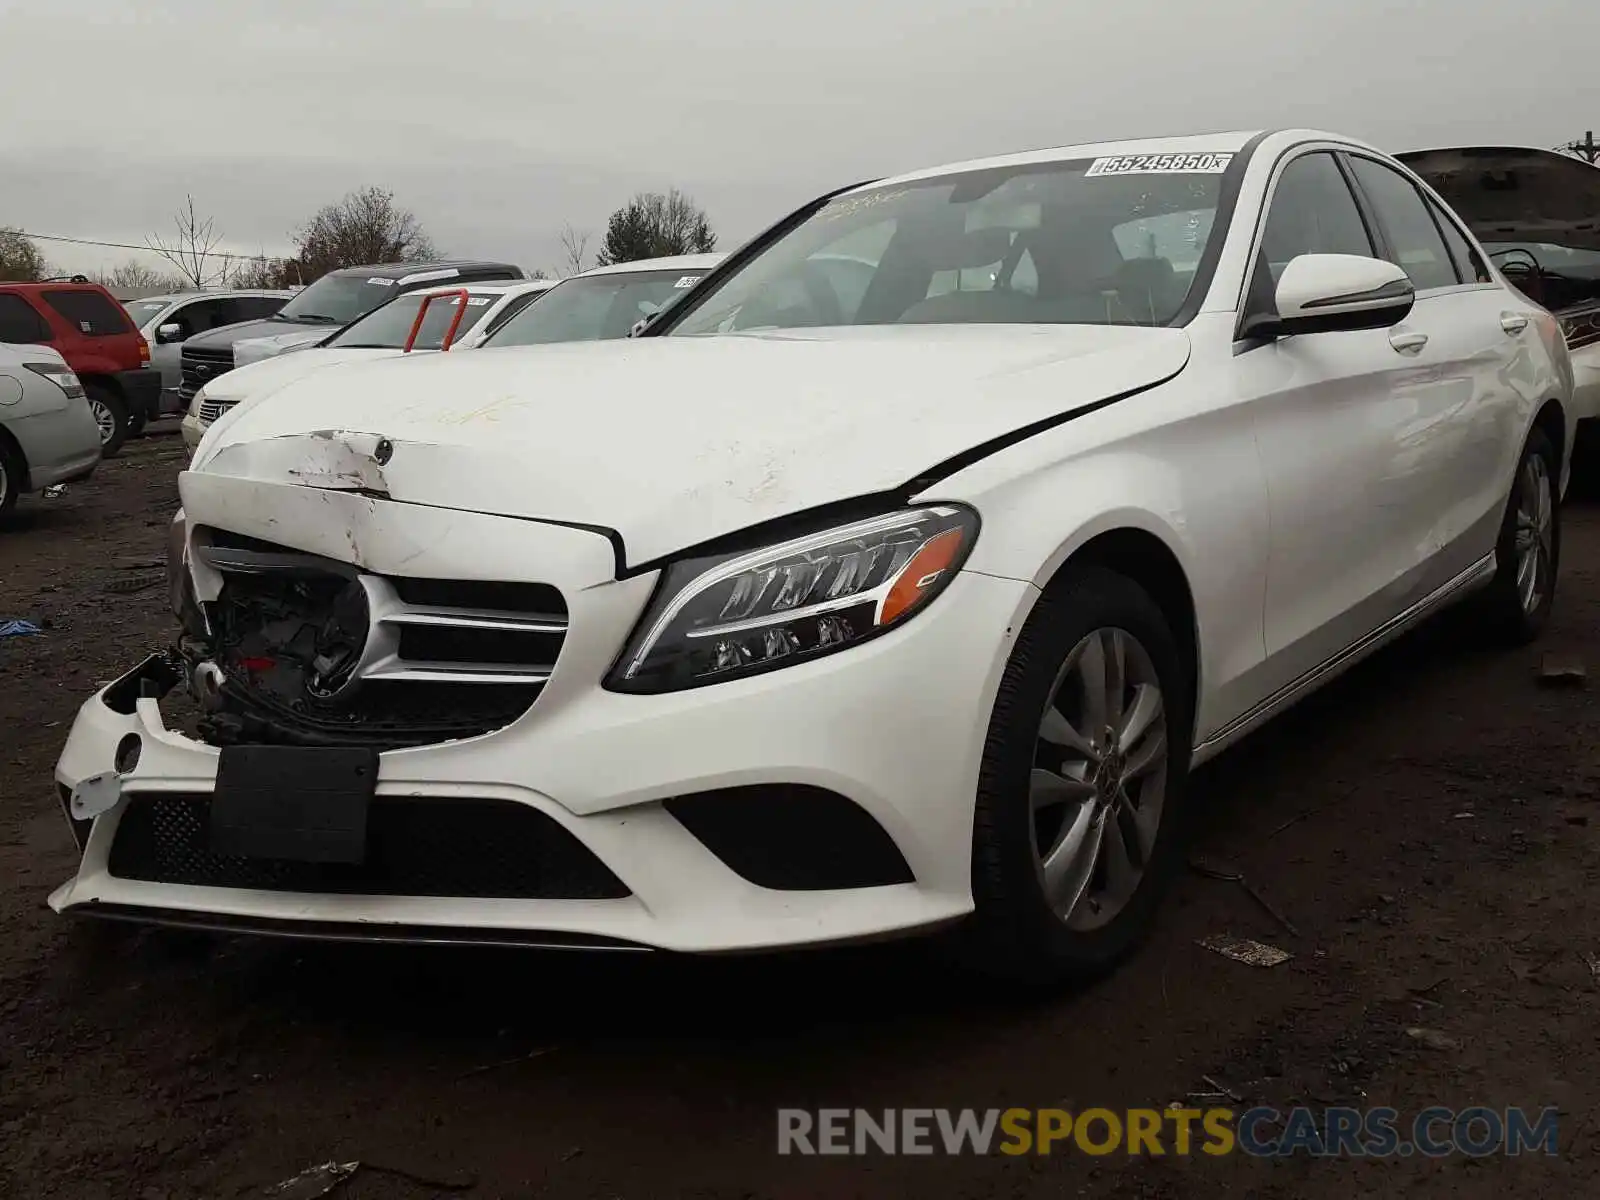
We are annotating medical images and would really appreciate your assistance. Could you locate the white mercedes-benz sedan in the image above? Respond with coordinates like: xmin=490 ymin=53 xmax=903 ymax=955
xmin=49 ymin=129 xmax=1573 ymax=984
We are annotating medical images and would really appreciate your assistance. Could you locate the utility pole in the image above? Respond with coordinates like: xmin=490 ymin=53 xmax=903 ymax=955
xmin=1559 ymin=131 xmax=1600 ymax=164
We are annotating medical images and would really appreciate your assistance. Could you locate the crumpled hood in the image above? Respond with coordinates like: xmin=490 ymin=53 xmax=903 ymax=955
xmin=194 ymin=325 xmax=1190 ymax=566
xmin=1398 ymin=146 xmax=1600 ymax=250
xmin=233 ymin=329 xmax=332 ymax=367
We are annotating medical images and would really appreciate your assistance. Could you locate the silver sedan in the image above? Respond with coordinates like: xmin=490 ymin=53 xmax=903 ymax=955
xmin=0 ymin=343 xmax=101 ymax=522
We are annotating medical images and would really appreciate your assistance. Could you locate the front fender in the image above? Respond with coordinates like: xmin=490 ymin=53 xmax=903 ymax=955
xmin=918 ymin=391 xmax=1271 ymax=741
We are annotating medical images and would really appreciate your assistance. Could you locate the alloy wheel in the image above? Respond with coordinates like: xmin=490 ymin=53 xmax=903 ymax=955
xmin=90 ymin=396 xmax=116 ymax=445
xmin=1514 ymin=452 xmax=1553 ymax=615
xmin=1030 ymin=626 xmax=1168 ymax=931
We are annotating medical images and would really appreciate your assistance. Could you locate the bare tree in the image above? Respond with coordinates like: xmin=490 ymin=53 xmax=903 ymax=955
xmin=292 ymin=187 xmax=436 ymax=278
xmin=559 ymin=223 xmax=592 ymax=275
xmin=595 ymin=190 xmax=715 ymax=266
xmin=226 ymin=252 xmax=298 ymax=289
xmin=0 ymin=227 xmax=49 ymax=281
xmin=146 ymin=196 xmax=227 ymax=288
xmin=97 ymin=260 xmax=185 ymax=291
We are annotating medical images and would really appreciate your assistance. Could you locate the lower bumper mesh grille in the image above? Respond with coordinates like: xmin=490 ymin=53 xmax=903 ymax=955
xmin=107 ymin=793 xmax=630 ymax=900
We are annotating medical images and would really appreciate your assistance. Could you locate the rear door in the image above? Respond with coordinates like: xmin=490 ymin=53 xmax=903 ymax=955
xmin=1232 ymin=149 xmax=1455 ymax=697
xmin=1341 ymin=152 xmax=1534 ymax=593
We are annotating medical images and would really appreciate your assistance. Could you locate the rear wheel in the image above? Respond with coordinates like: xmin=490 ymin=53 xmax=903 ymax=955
xmin=966 ymin=565 xmax=1193 ymax=986
xmin=1472 ymin=426 xmax=1559 ymax=643
xmin=86 ymin=383 xmax=128 ymax=458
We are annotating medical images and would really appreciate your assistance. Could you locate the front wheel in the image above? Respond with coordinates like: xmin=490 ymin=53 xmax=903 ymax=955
xmin=966 ymin=565 xmax=1193 ymax=986
xmin=1472 ymin=426 xmax=1560 ymax=644
xmin=86 ymin=384 xmax=128 ymax=458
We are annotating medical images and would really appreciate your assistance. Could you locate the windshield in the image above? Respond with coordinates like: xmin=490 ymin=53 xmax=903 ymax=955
xmin=666 ymin=154 xmax=1235 ymax=334
xmin=122 ymin=300 xmax=171 ymax=327
xmin=482 ymin=270 xmax=707 ymax=346
xmin=324 ymin=289 xmax=499 ymax=350
xmin=276 ymin=274 xmax=412 ymax=325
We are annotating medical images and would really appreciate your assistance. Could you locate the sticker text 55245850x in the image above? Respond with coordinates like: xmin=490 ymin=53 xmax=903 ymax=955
xmin=1085 ymin=152 xmax=1234 ymax=178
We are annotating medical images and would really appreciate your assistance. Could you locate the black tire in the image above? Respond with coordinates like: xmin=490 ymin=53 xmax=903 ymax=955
xmin=0 ymin=435 xmax=23 ymax=524
xmin=963 ymin=564 xmax=1194 ymax=987
xmin=126 ymin=409 xmax=147 ymax=439
xmin=86 ymin=383 xmax=128 ymax=458
xmin=1472 ymin=425 xmax=1560 ymax=644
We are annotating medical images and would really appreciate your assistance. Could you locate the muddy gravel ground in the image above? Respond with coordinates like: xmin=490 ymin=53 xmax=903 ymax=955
xmin=3 ymin=431 xmax=1600 ymax=1199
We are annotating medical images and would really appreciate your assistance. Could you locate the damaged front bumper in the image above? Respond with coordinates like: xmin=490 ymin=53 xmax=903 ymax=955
xmin=49 ymin=477 xmax=1028 ymax=952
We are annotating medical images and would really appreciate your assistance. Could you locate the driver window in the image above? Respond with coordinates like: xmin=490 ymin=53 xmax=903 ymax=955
xmin=163 ymin=301 xmax=201 ymax=339
xmin=1257 ymin=153 xmax=1375 ymax=286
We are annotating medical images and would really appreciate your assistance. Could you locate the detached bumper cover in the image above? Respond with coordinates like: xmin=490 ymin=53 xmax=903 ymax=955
xmin=50 ymin=530 xmax=1033 ymax=952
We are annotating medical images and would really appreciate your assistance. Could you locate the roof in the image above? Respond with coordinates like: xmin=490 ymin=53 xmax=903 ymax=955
xmin=577 ymin=253 xmax=726 ymax=278
xmin=327 ymin=259 xmax=524 ymax=280
xmin=859 ymin=130 xmax=1265 ymax=192
xmin=120 ymin=289 xmax=295 ymax=304
xmin=1396 ymin=143 xmax=1589 ymax=162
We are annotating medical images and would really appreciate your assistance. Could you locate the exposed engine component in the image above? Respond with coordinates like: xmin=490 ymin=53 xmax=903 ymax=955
xmin=174 ymin=530 xmax=565 ymax=752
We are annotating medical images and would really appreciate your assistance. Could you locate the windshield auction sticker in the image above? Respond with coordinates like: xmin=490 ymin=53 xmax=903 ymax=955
xmin=1085 ymin=152 xmax=1234 ymax=177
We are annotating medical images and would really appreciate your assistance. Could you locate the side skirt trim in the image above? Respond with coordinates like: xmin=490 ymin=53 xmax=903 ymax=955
xmin=1193 ymin=552 xmax=1496 ymax=762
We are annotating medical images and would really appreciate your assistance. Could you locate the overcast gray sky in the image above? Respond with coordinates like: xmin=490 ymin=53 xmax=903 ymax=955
xmin=2 ymin=0 xmax=1596 ymax=278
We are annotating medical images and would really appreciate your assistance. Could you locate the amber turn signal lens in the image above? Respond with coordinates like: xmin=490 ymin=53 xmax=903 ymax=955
xmin=879 ymin=527 xmax=967 ymax=626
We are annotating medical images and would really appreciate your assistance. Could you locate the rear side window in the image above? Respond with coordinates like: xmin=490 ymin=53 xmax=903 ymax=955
xmin=1344 ymin=157 xmax=1459 ymax=290
xmin=0 ymin=294 xmax=52 ymax=343
xmin=1426 ymin=198 xmax=1490 ymax=284
xmin=42 ymin=289 xmax=135 ymax=336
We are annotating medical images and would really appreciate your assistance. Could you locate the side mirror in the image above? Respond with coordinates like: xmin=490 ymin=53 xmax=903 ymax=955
xmin=156 ymin=322 xmax=186 ymax=344
xmin=1243 ymin=253 xmax=1415 ymax=339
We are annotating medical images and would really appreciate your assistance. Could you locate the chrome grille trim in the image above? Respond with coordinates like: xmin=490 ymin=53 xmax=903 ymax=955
xmin=196 ymin=532 xmax=565 ymax=696
xmin=384 ymin=609 xmax=568 ymax=635
xmin=365 ymin=664 xmax=554 ymax=685
xmin=196 ymin=397 xmax=238 ymax=424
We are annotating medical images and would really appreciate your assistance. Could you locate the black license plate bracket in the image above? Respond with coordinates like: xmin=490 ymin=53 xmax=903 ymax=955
xmin=209 ymin=745 xmax=378 ymax=864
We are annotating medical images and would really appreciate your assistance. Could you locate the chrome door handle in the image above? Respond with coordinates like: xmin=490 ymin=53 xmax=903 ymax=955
xmin=1389 ymin=331 xmax=1429 ymax=355
xmin=1501 ymin=313 xmax=1529 ymax=335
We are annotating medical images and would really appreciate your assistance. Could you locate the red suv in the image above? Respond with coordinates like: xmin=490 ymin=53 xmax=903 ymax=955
xmin=0 ymin=280 xmax=160 ymax=457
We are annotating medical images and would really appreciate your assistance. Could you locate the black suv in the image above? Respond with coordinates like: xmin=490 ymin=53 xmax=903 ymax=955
xmin=177 ymin=260 xmax=525 ymax=403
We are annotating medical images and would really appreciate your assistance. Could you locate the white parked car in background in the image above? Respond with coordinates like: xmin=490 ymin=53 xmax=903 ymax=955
xmin=120 ymin=290 xmax=293 ymax=416
xmin=179 ymin=255 xmax=726 ymax=450
xmin=0 ymin=343 xmax=101 ymax=522
xmin=179 ymin=279 xmax=559 ymax=450
xmin=51 ymin=130 xmax=1571 ymax=985
xmin=471 ymin=253 xmax=725 ymax=347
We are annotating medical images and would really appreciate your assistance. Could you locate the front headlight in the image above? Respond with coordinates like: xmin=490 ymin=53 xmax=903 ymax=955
xmin=187 ymin=385 xmax=207 ymax=418
xmin=605 ymin=504 xmax=978 ymax=693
